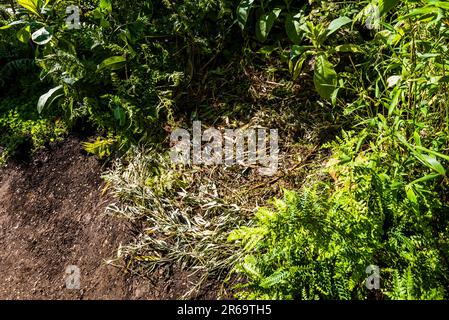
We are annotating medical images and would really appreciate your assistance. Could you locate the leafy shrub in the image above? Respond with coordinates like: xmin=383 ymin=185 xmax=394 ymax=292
xmin=230 ymin=128 xmax=449 ymax=299
xmin=231 ymin=0 xmax=449 ymax=300
xmin=1 ymin=0 xmax=234 ymax=153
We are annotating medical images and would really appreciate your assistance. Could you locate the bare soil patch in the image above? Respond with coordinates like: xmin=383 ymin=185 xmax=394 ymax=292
xmin=0 ymin=136 xmax=218 ymax=300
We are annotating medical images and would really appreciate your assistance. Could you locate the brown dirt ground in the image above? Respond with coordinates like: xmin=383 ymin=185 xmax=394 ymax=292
xmin=0 ymin=137 xmax=221 ymax=300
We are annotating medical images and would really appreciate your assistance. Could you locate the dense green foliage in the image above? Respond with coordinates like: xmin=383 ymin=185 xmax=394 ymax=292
xmin=230 ymin=0 xmax=449 ymax=300
xmin=0 ymin=9 xmax=66 ymax=162
xmin=1 ymin=0 xmax=233 ymax=155
xmin=2 ymin=0 xmax=449 ymax=300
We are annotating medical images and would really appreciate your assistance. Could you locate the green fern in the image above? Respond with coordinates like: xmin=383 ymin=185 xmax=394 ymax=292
xmin=82 ymin=136 xmax=116 ymax=159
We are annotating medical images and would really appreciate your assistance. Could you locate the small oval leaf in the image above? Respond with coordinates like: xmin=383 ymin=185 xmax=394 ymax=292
xmin=97 ymin=56 xmax=127 ymax=71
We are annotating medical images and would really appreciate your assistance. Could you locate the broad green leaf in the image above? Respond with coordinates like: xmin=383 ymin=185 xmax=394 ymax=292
xmin=433 ymin=1 xmax=449 ymax=10
xmin=326 ymin=16 xmax=352 ymax=37
xmin=18 ymin=0 xmax=41 ymax=16
xmin=418 ymin=154 xmax=446 ymax=176
xmin=97 ymin=56 xmax=127 ymax=71
xmin=16 ymin=25 xmax=31 ymax=43
xmin=285 ymin=13 xmax=303 ymax=44
xmin=314 ymin=54 xmax=337 ymax=99
xmin=379 ymin=0 xmax=400 ymax=15
xmin=31 ymin=27 xmax=53 ymax=45
xmin=257 ymin=45 xmax=277 ymax=57
xmin=0 ymin=20 xmax=27 ymax=30
xmin=237 ymin=0 xmax=255 ymax=30
xmin=256 ymin=8 xmax=282 ymax=42
xmin=100 ymin=0 xmax=113 ymax=12
xmin=37 ymin=85 xmax=64 ymax=114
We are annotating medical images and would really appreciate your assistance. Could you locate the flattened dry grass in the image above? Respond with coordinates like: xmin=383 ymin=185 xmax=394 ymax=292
xmin=102 ymin=62 xmax=340 ymax=298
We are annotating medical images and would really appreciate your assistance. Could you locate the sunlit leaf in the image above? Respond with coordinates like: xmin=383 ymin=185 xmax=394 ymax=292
xmin=285 ymin=13 xmax=303 ymax=44
xmin=326 ymin=16 xmax=352 ymax=37
xmin=37 ymin=85 xmax=64 ymax=114
xmin=314 ymin=54 xmax=337 ymax=99
xmin=0 ymin=20 xmax=27 ymax=30
xmin=16 ymin=25 xmax=31 ymax=43
xmin=418 ymin=154 xmax=446 ymax=176
xmin=237 ymin=0 xmax=255 ymax=30
xmin=256 ymin=8 xmax=282 ymax=42
xmin=18 ymin=0 xmax=41 ymax=16
xmin=97 ymin=56 xmax=127 ymax=71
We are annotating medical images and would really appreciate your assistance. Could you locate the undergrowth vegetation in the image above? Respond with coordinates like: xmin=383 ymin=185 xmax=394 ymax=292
xmin=1 ymin=0 xmax=449 ymax=300
xmin=102 ymin=148 xmax=247 ymax=298
xmin=229 ymin=0 xmax=449 ymax=299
